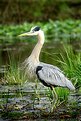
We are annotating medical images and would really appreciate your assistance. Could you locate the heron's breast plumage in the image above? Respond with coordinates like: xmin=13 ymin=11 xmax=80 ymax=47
xmin=22 ymin=56 xmax=39 ymax=78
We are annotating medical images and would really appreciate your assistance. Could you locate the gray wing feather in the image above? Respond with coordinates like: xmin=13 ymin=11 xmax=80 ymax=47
xmin=37 ymin=62 xmax=75 ymax=90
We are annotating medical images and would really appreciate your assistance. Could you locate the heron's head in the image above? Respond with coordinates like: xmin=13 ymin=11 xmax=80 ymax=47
xmin=19 ymin=26 xmax=43 ymax=37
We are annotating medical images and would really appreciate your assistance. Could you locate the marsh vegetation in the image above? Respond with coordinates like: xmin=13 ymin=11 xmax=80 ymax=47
xmin=0 ymin=29 xmax=81 ymax=120
xmin=0 ymin=0 xmax=81 ymax=120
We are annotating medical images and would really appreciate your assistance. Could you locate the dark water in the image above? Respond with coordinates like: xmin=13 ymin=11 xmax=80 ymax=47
xmin=0 ymin=41 xmax=81 ymax=120
xmin=0 ymin=41 xmax=81 ymax=70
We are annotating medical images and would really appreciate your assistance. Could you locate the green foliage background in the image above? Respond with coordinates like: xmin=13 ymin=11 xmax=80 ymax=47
xmin=0 ymin=20 xmax=81 ymax=43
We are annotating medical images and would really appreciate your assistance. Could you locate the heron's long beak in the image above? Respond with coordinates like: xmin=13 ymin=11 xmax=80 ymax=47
xmin=18 ymin=31 xmax=37 ymax=37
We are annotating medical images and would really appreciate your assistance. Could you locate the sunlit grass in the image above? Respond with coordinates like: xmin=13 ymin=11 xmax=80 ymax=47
xmin=4 ymin=61 xmax=27 ymax=85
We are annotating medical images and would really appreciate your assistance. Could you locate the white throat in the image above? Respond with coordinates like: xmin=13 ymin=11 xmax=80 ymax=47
xmin=38 ymin=30 xmax=44 ymax=44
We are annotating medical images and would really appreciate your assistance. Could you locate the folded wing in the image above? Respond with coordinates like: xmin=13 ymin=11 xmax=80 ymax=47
xmin=36 ymin=63 xmax=75 ymax=90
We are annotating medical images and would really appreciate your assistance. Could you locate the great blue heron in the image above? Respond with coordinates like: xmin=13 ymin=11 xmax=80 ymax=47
xmin=19 ymin=26 xmax=75 ymax=108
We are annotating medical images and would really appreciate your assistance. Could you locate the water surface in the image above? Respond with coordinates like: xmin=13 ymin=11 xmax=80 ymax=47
xmin=0 ymin=41 xmax=81 ymax=120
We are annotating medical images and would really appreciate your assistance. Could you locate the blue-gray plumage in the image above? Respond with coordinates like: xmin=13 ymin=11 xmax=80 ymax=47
xmin=19 ymin=26 xmax=75 ymax=91
xmin=36 ymin=62 xmax=75 ymax=90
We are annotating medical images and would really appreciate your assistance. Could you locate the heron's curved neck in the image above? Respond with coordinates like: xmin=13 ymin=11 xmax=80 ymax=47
xmin=29 ymin=31 xmax=44 ymax=62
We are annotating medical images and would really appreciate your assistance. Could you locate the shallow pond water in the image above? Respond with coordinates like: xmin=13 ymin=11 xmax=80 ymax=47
xmin=0 ymin=41 xmax=81 ymax=120
xmin=0 ymin=82 xmax=81 ymax=120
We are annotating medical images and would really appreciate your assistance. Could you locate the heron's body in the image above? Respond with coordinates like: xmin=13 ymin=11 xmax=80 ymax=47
xmin=19 ymin=26 xmax=75 ymax=91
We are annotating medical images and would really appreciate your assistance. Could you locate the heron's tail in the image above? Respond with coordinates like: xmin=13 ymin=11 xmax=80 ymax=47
xmin=66 ymin=78 xmax=75 ymax=91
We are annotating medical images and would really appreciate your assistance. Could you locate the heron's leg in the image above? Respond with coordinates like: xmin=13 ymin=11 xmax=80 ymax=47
xmin=51 ymin=87 xmax=58 ymax=112
xmin=53 ymin=88 xmax=58 ymax=104
xmin=34 ymin=79 xmax=40 ymax=100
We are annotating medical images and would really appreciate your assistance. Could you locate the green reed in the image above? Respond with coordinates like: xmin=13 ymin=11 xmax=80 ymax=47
xmin=58 ymin=45 xmax=81 ymax=89
xmin=4 ymin=59 xmax=26 ymax=85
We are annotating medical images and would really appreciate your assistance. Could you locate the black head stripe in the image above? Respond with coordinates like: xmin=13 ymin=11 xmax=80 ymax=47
xmin=33 ymin=26 xmax=40 ymax=32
